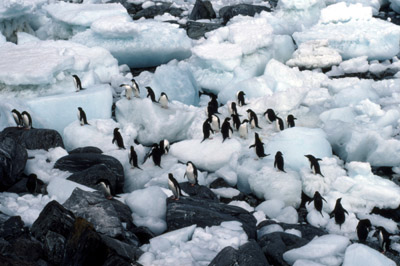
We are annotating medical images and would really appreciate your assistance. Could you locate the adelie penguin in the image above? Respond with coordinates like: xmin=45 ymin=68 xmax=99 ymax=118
xmin=129 ymin=146 xmax=142 ymax=170
xmin=239 ymin=119 xmax=249 ymax=139
xmin=210 ymin=114 xmax=220 ymax=133
xmin=77 ymin=107 xmax=89 ymax=126
xmin=228 ymin=102 xmax=239 ymax=116
xmin=11 ymin=109 xmax=23 ymax=128
xmin=159 ymin=92 xmax=169 ymax=109
xmin=26 ymin=173 xmax=38 ymax=194
xmin=221 ymin=117 xmax=233 ymax=143
xmin=275 ymin=116 xmax=284 ymax=131
xmin=310 ymin=191 xmax=327 ymax=217
xmin=247 ymin=109 xmax=262 ymax=129
xmin=376 ymin=226 xmax=391 ymax=253
xmin=72 ymin=74 xmax=84 ymax=92
xmin=201 ymin=118 xmax=214 ymax=143
xmin=168 ymin=173 xmax=182 ymax=200
xmin=236 ymin=91 xmax=246 ymax=107
xmin=131 ymin=78 xmax=140 ymax=98
xmin=274 ymin=151 xmax=286 ymax=172
xmin=21 ymin=111 xmax=32 ymax=129
xmin=120 ymin=84 xmax=133 ymax=100
xmin=249 ymin=132 xmax=269 ymax=159
xmin=304 ymin=154 xmax=324 ymax=177
xmin=356 ymin=219 xmax=371 ymax=243
xmin=231 ymin=114 xmax=241 ymax=131
xmin=146 ymin=86 xmax=156 ymax=102
xmin=287 ymin=114 xmax=297 ymax=128
xmin=207 ymin=95 xmax=219 ymax=115
xmin=264 ymin=108 xmax=277 ymax=123
xmin=145 ymin=144 xmax=163 ymax=168
xmin=112 ymin=128 xmax=125 ymax=149
xmin=184 ymin=161 xmax=198 ymax=186
xmin=159 ymin=139 xmax=170 ymax=155
xmin=96 ymin=179 xmax=113 ymax=200
xmin=330 ymin=198 xmax=349 ymax=229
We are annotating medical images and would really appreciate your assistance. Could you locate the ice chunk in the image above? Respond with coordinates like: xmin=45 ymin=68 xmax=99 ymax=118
xmin=343 ymin=244 xmax=396 ymax=266
xmin=47 ymin=177 xmax=95 ymax=204
xmin=319 ymin=2 xmax=373 ymax=23
xmin=339 ymin=56 xmax=369 ymax=74
xmin=0 ymin=0 xmax=48 ymax=19
xmin=256 ymin=199 xmax=285 ymax=219
xmin=211 ymin=187 xmax=240 ymax=198
xmin=276 ymin=206 xmax=299 ymax=224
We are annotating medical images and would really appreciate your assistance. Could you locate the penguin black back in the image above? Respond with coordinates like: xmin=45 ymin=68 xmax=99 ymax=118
xmin=237 ymin=91 xmax=246 ymax=107
xmin=230 ymin=102 xmax=239 ymax=116
xmin=249 ymin=133 xmax=269 ymax=158
xmin=305 ymin=155 xmax=324 ymax=177
xmin=311 ymin=191 xmax=327 ymax=217
xmin=376 ymin=226 xmax=391 ymax=253
xmin=146 ymin=86 xmax=156 ymax=102
xmin=208 ymin=95 xmax=219 ymax=115
xmin=356 ymin=219 xmax=371 ymax=243
xmin=21 ymin=111 xmax=32 ymax=129
xmin=26 ymin=173 xmax=38 ymax=194
xmin=276 ymin=116 xmax=284 ymax=131
xmin=11 ymin=109 xmax=23 ymax=127
xmin=72 ymin=74 xmax=83 ymax=91
xmin=151 ymin=144 xmax=163 ymax=168
xmin=221 ymin=117 xmax=233 ymax=142
xmin=264 ymin=108 xmax=277 ymax=123
xmin=330 ymin=198 xmax=348 ymax=229
xmin=112 ymin=128 xmax=125 ymax=149
xmin=129 ymin=146 xmax=142 ymax=170
xmin=231 ymin=114 xmax=241 ymax=130
xmin=274 ymin=151 xmax=285 ymax=172
xmin=287 ymin=114 xmax=297 ymax=128
xmin=247 ymin=109 xmax=262 ymax=129
xmin=201 ymin=118 xmax=214 ymax=143
xmin=168 ymin=173 xmax=182 ymax=200
xmin=77 ymin=107 xmax=89 ymax=125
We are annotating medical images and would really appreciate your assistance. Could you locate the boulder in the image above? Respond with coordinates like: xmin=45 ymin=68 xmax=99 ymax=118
xmin=0 ymin=127 xmax=64 ymax=150
xmin=131 ymin=3 xmax=183 ymax=20
xmin=371 ymin=205 xmax=400 ymax=223
xmin=189 ymin=0 xmax=216 ymax=20
xmin=180 ymin=182 xmax=219 ymax=202
xmin=257 ymin=220 xmax=327 ymax=241
xmin=0 ymin=216 xmax=28 ymax=241
xmin=68 ymin=146 xmax=103 ymax=154
xmin=166 ymin=196 xmax=257 ymax=239
xmin=219 ymin=4 xmax=271 ymax=24
xmin=186 ymin=21 xmax=222 ymax=39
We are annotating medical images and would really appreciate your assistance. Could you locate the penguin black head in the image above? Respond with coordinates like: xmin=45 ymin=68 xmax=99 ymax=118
xmin=242 ymin=119 xmax=249 ymax=124
xmin=114 ymin=127 xmax=120 ymax=133
xmin=276 ymin=151 xmax=283 ymax=156
xmin=224 ymin=117 xmax=231 ymax=122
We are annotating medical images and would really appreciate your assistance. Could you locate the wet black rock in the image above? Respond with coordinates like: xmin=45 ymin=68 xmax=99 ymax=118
xmin=130 ymin=226 xmax=155 ymax=245
xmin=0 ymin=127 xmax=64 ymax=150
xmin=219 ymin=4 xmax=271 ymax=24
xmin=185 ymin=21 xmax=222 ymax=39
xmin=180 ymin=182 xmax=219 ymax=202
xmin=54 ymin=152 xmax=124 ymax=193
xmin=166 ymin=196 xmax=257 ymax=239
xmin=0 ymin=136 xmax=28 ymax=191
xmin=131 ymin=3 xmax=183 ymax=20
xmin=257 ymin=220 xmax=327 ymax=241
xmin=371 ymin=205 xmax=400 ymax=223
xmin=68 ymin=146 xmax=103 ymax=154
xmin=6 ymin=174 xmax=47 ymax=195
xmin=209 ymin=177 xmax=232 ymax=189
xmin=189 ymin=0 xmax=216 ymax=20
xmin=0 ymin=216 xmax=28 ymax=241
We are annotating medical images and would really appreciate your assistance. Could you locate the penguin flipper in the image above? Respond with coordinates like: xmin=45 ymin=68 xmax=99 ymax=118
xmin=256 ymin=125 xmax=262 ymax=129
xmin=249 ymin=144 xmax=255 ymax=149
xmin=322 ymin=196 xmax=327 ymax=203
xmin=344 ymin=209 xmax=349 ymax=215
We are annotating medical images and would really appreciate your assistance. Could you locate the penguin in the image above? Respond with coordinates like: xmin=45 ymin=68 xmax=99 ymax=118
xmin=236 ymin=91 xmax=246 ymax=107
xmin=146 ymin=86 xmax=156 ymax=102
xmin=228 ymin=102 xmax=239 ymax=116
xmin=239 ymin=119 xmax=249 ymax=139
xmin=159 ymin=139 xmax=170 ymax=155
xmin=21 ymin=111 xmax=32 ymax=129
xmin=77 ymin=107 xmax=89 ymax=126
xmin=201 ymin=118 xmax=214 ymax=143
xmin=210 ymin=114 xmax=220 ymax=133
xmin=207 ymin=101 xmax=219 ymax=116
xmin=330 ymin=198 xmax=349 ymax=229
xmin=26 ymin=173 xmax=38 ymax=194
xmin=72 ymin=75 xmax=84 ymax=92
xmin=304 ymin=155 xmax=324 ymax=177
xmin=249 ymin=132 xmax=270 ymax=159
xmin=131 ymin=78 xmax=140 ymax=98
xmin=96 ymin=179 xmax=113 ymax=200
xmin=147 ymin=144 xmax=163 ymax=168
xmin=168 ymin=173 xmax=182 ymax=200
xmin=376 ymin=226 xmax=391 ymax=253
xmin=221 ymin=117 xmax=233 ymax=143
xmin=231 ymin=114 xmax=241 ymax=131
xmin=11 ymin=109 xmax=23 ymax=128
xmin=310 ymin=191 xmax=327 ymax=217
xmin=159 ymin=92 xmax=169 ymax=109
xmin=263 ymin=108 xmax=277 ymax=123
xmin=184 ymin=161 xmax=198 ymax=186
xmin=208 ymin=95 xmax=219 ymax=115
xmin=276 ymin=116 xmax=284 ymax=131
xmin=120 ymin=84 xmax=133 ymax=100
xmin=129 ymin=145 xmax=142 ymax=170
xmin=247 ymin=109 xmax=262 ymax=129
xmin=356 ymin=219 xmax=371 ymax=243
xmin=112 ymin=128 xmax=125 ymax=149
xmin=287 ymin=114 xmax=297 ymax=128
xmin=274 ymin=151 xmax=286 ymax=172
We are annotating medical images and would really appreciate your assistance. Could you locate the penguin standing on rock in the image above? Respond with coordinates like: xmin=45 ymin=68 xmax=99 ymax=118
xmin=356 ymin=219 xmax=371 ymax=243
xmin=129 ymin=146 xmax=142 ymax=170
xmin=168 ymin=173 xmax=182 ymax=200
xmin=249 ymin=132 xmax=269 ymax=159
xmin=221 ymin=117 xmax=233 ymax=142
xmin=287 ymin=114 xmax=297 ymax=128
xmin=239 ymin=119 xmax=249 ymax=139
xmin=247 ymin=109 xmax=262 ymax=129
xmin=330 ymin=198 xmax=349 ymax=229
xmin=231 ymin=114 xmax=241 ymax=131
xmin=11 ymin=109 xmax=23 ymax=128
xmin=376 ymin=226 xmax=391 ymax=253
xmin=159 ymin=92 xmax=169 ymax=109
xmin=96 ymin=179 xmax=113 ymax=200
xmin=77 ymin=107 xmax=89 ymax=126
xmin=184 ymin=161 xmax=198 ymax=186
xmin=274 ymin=151 xmax=286 ymax=172
xmin=131 ymin=79 xmax=140 ymax=98
xmin=146 ymin=86 xmax=156 ymax=102
xmin=264 ymin=108 xmax=277 ymax=123
xmin=112 ymin=128 xmax=125 ymax=149
xmin=236 ymin=91 xmax=246 ymax=107
xmin=304 ymin=155 xmax=324 ymax=177
xmin=21 ymin=111 xmax=32 ymax=129
xmin=276 ymin=116 xmax=284 ymax=131
xmin=72 ymin=75 xmax=84 ymax=92
xmin=310 ymin=191 xmax=327 ymax=217
xmin=201 ymin=118 xmax=214 ymax=143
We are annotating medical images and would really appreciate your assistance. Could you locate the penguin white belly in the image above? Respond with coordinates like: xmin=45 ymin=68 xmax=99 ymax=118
xmin=160 ymin=96 xmax=168 ymax=108
xmin=239 ymin=124 xmax=248 ymax=139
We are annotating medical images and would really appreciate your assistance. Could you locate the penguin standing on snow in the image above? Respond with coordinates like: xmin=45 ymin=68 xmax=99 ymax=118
xmin=159 ymin=92 xmax=169 ymax=109
xmin=304 ymin=155 xmax=324 ymax=177
xmin=159 ymin=139 xmax=170 ymax=155
xmin=287 ymin=114 xmax=297 ymax=128
xmin=168 ymin=173 xmax=182 ymax=200
xmin=356 ymin=219 xmax=371 ymax=243
xmin=208 ymin=95 xmax=219 ymax=115
xmin=249 ymin=132 xmax=269 ymax=159
xmin=210 ymin=114 xmax=220 ymax=133
xmin=231 ymin=114 xmax=241 ymax=131
xmin=247 ymin=109 xmax=262 ymax=129
xmin=146 ymin=86 xmax=156 ymax=102
xmin=77 ymin=107 xmax=89 ymax=126
xmin=11 ymin=109 xmax=23 ymax=128
xmin=310 ymin=191 xmax=327 ymax=217
xmin=112 ymin=128 xmax=125 ymax=149
xmin=21 ymin=111 xmax=32 ymax=129
xmin=330 ymin=198 xmax=349 ymax=229
xmin=120 ymin=84 xmax=133 ymax=100
xmin=276 ymin=116 xmax=284 ymax=131
xmin=376 ymin=226 xmax=391 ymax=253
xmin=129 ymin=146 xmax=142 ymax=170
xmin=201 ymin=118 xmax=214 ymax=143
xmin=236 ymin=91 xmax=246 ymax=107
xmin=72 ymin=75 xmax=84 ymax=92
xmin=184 ymin=161 xmax=198 ymax=186
xmin=274 ymin=151 xmax=286 ymax=172
xmin=145 ymin=144 xmax=163 ymax=168
xmin=131 ymin=79 xmax=140 ymax=98
xmin=239 ymin=119 xmax=249 ymax=139
xmin=228 ymin=102 xmax=239 ymax=116
xmin=264 ymin=108 xmax=277 ymax=123
xmin=221 ymin=117 xmax=233 ymax=143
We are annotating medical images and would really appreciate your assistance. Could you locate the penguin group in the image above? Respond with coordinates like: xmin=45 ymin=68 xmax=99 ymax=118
xmin=11 ymin=109 xmax=32 ymax=129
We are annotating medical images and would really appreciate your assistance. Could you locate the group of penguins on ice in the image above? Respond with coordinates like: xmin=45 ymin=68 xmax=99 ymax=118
xmin=9 ymin=74 xmax=392 ymax=253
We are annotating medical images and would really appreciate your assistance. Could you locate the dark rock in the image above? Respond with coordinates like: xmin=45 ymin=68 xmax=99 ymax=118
xmin=219 ymin=4 xmax=271 ymax=24
xmin=68 ymin=146 xmax=103 ymax=154
xmin=208 ymin=246 xmax=238 ymax=266
xmin=63 ymin=188 xmax=137 ymax=244
xmin=67 ymin=164 xmax=119 ymax=196
xmin=130 ymin=226 xmax=155 ymax=245
xmin=0 ymin=127 xmax=64 ymax=150
xmin=371 ymin=205 xmax=400 ymax=223
xmin=54 ymin=153 xmax=124 ymax=193
xmin=6 ymin=175 xmax=47 ymax=195
xmin=10 ymin=237 xmax=44 ymax=263
xmin=186 ymin=21 xmax=222 ymax=39
xmin=189 ymin=0 xmax=216 ymax=20
xmin=100 ymin=235 xmax=143 ymax=262
xmin=131 ymin=3 xmax=183 ymax=20
xmin=257 ymin=220 xmax=327 ymax=241
xmin=209 ymin=177 xmax=231 ymax=189
xmin=0 ymin=136 xmax=27 ymax=191
xmin=166 ymin=196 xmax=257 ymax=239
xmin=230 ymin=192 xmax=261 ymax=207
xmin=258 ymin=232 xmax=309 ymax=266
xmin=180 ymin=182 xmax=219 ymax=202
xmin=44 ymin=230 xmax=67 ymax=265
xmin=0 ymin=216 xmax=28 ymax=241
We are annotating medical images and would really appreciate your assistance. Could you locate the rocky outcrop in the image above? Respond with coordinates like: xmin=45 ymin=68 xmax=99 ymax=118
xmin=219 ymin=4 xmax=271 ymax=24
xmin=0 ymin=127 xmax=64 ymax=150
xmin=189 ymin=0 xmax=216 ymax=20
